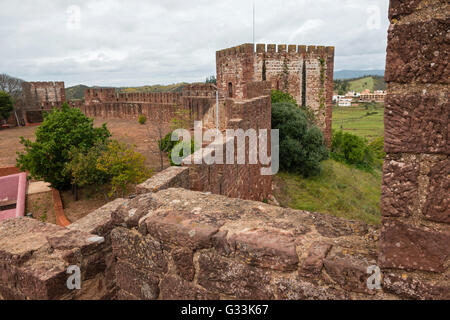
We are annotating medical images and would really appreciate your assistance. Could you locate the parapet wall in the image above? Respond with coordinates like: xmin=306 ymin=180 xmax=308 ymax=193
xmin=379 ymin=0 xmax=449 ymax=298
xmin=109 ymin=188 xmax=390 ymax=300
xmin=182 ymin=95 xmax=272 ymax=202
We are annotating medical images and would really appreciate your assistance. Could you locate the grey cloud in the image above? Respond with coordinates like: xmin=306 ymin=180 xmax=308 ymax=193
xmin=0 ymin=0 xmax=389 ymax=87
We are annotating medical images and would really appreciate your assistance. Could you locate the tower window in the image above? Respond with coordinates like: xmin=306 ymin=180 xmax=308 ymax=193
xmin=228 ymin=82 xmax=233 ymax=98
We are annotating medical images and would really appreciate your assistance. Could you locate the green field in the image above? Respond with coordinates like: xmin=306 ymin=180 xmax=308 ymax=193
xmin=274 ymin=160 xmax=381 ymax=225
xmin=274 ymin=102 xmax=384 ymax=225
xmin=332 ymin=104 xmax=384 ymax=141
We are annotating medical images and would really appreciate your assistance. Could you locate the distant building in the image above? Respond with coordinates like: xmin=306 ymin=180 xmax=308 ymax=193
xmin=360 ymin=90 xmax=386 ymax=102
xmin=335 ymin=96 xmax=352 ymax=107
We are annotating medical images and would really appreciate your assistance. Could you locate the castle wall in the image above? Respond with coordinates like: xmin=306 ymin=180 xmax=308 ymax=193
xmin=79 ymin=85 xmax=221 ymax=126
xmin=379 ymin=0 xmax=450 ymax=298
xmin=22 ymin=81 xmax=66 ymax=110
xmin=183 ymin=95 xmax=272 ymax=202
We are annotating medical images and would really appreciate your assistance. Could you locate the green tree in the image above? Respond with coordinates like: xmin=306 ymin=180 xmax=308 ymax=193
xmin=16 ymin=103 xmax=110 ymax=190
xmin=0 ymin=91 xmax=13 ymax=121
xmin=65 ymin=142 xmax=110 ymax=199
xmin=331 ymin=130 xmax=376 ymax=170
xmin=205 ymin=76 xmax=216 ymax=84
xmin=271 ymin=89 xmax=298 ymax=106
xmin=96 ymin=140 xmax=152 ymax=197
xmin=272 ymin=102 xmax=329 ymax=176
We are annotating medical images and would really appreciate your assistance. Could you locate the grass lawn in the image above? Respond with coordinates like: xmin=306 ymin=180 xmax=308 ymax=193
xmin=332 ymin=104 xmax=384 ymax=141
xmin=274 ymin=160 xmax=382 ymax=225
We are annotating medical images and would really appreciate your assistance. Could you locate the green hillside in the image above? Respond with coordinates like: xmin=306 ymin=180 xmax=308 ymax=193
xmin=348 ymin=76 xmax=386 ymax=92
xmin=119 ymin=83 xmax=188 ymax=93
xmin=66 ymin=85 xmax=90 ymax=100
xmin=275 ymin=160 xmax=381 ymax=225
xmin=334 ymin=76 xmax=386 ymax=95
xmin=332 ymin=103 xmax=384 ymax=141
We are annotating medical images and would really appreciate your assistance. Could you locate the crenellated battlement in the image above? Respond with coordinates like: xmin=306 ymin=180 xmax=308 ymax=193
xmin=28 ymin=81 xmax=65 ymax=88
xmin=117 ymin=92 xmax=182 ymax=103
xmin=216 ymin=43 xmax=334 ymax=57
xmin=255 ymin=43 xmax=334 ymax=55
xmin=216 ymin=43 xmax=254 ymax=58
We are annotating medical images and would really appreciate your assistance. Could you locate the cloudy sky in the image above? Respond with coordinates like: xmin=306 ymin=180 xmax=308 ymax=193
xmin=0 ymin=0 xmax=390 ymax=87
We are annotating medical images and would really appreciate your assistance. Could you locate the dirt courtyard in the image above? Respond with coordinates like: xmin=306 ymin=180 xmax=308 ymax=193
xmin=0 ymin=118 xmax=172 ymax=170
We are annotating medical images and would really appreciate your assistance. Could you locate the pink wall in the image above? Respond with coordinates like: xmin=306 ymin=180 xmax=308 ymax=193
xmin=0 ymin=173 xmax=27 ymax=221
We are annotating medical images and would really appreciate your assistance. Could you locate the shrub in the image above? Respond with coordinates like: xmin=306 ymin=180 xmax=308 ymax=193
xmin=271 ymin=90 xmax=298 ymax=106
xmin=16 ymin=103 xmax=110 ymax=190
xmin=159 ymin=131 xmax=179 ymax=153
xmin=331 ymin=130 xmax=376 ymax=170
xmin=368 ymin=136 xmax=385 ymax=159
xmin=138 ymin=114 xmax=147 ymax=125
xmin=65 ymin=142 xmax=109 ymax=189
xmin=169 ymin=139 xmax=196 ymax=166
xmin=272 ymin=102 xmax=329 ymax=177
xmin=96 ymin=140 xmax=152 ymax=197
xmin=0 ymin=91 xmax=13 ymax=121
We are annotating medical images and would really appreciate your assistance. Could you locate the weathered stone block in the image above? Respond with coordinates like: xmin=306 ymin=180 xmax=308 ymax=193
xmin=229 ymin=228 xmax=298 ymax=271
xmin=116 ymin=289 xmax=141 ymax=300
xmin=381 ymin=154 xmax=419 ymax=218
xmin=136 ymin=167 xmax=190 ymax=194
xmin=112 ymin=193 xmax=160 ymax=228
xmin=301 ymin=242 xmax=332 ymax=275
xmin=115 ymin=260 xmax=159 ymax=300
xmin=384 ymin=94 xmax=449 ymax=154
xmin=388 ymin=0 xmax=422 ymax=19
xmin=385 ymin=18 xmax=450 ymax=84
xmin=275 ymin=277 xmax=348 ymax=300
xmin=68 ymin=198 xmax=126 ymax=238
xmin=143 ymin=210 xmax=221 ymax=250
xmin=14 ymin=265 xmax=69 ymax=300
xmin=379 ymin=220 xmax=450 ymax=272
xmin=323 ymin=247 xmax=377 ymax=294
xmin=422 ymin=156 xmax=450 ymax=223
xmin=111 ymin=227 xmax=167 ymax=274
xmin=172 ymin=248 xmax=195 ymax=281
xmin=198 ymin=252 xmax=274 ymax=299
xmin=383 ymin=273 xmax=450 ymax=300
xmin=160 ymin=275 xmax=219 ymax=300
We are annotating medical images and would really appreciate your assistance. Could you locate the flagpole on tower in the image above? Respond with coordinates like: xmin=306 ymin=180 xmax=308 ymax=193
xmin=253 ymin=3 xmax=255 ymax=47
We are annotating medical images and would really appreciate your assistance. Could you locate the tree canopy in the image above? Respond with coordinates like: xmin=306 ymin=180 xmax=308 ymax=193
xmin=272 ymin=102 xmax=329 ymax=177
xmin=0 ymin=91 xmax=14 ymax=121
xmin=16 ymin=103 xmax=111 ymax=190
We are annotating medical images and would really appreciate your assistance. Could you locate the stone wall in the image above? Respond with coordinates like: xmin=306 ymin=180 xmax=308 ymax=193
xmin=80 ymin=85 xmax=220 ymax=126
xmin=216 ymin=43 xmax=334 ymax=147
xmin=108 ymin=188 xmax=385 ymax=300
xmin=378 ymin=0 xmax=450 ymax=299
xmin=0 ymin=198 xmax=124 ymax=300
xmin=22 ymin=81 xmax=66 ymax=110
xmin=183 ymin=95 xmax=272 ymax=202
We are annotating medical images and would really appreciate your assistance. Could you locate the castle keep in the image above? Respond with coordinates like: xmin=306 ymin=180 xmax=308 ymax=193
xmin=216 ymin=43 xmax=334 ymax=146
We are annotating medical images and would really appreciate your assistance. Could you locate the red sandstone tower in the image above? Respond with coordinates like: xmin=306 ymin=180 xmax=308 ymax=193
xmin=216 ymin=43 xmax=334 ymax=147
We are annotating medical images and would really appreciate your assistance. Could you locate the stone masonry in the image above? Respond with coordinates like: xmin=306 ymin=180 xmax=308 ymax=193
xmin=20 ymin=81 xmax=66 ymax=124
xmin=216 ymin=43 xmax=334 ymax=147
xmin=378 ymin=0 xmax=449 ymax=299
